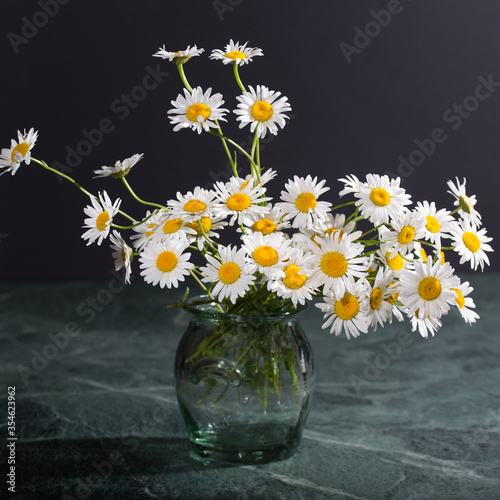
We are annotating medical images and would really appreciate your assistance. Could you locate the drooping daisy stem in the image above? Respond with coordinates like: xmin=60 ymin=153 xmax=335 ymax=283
xmin=177 ymin=63 xmax=193 ymax=93
xmin=31 ymin=157 xmax=136 ymax=223
xmin=233 ymin=63 xmax=246 ymax=93
xmin=32 ymin=157 xmax=94 ymax=198
xmin=121 ymin=177 xmax=167 ymax=210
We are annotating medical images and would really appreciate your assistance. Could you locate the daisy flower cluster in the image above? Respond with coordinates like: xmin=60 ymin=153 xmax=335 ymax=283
xmin=1 ymin=41 xmax=493 ymax=344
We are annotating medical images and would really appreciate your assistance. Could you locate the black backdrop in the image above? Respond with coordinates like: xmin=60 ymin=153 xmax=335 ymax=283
xmin=0 ymin=0 xmax=498 ymax=281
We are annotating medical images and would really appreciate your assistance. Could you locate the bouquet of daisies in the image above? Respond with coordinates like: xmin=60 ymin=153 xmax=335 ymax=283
xmin=0 ymin=40 xmax=493 ymax=342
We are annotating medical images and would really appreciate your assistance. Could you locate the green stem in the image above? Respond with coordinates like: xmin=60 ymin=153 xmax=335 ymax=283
xmin=31 ymin=157 xmax=135 ymax=222
xmin=208 ymin=131 xmax=257 ymax=171
xmin=233 ymin=63 xmax=246 ymax=93
xmin=330 ymin=201 xmax=356 ymax=212
xmin=214 ymin=121 xmax=237 ymax=176
xmin=188 ymin=269 xmax=224 ymax=313
xmin=121 ymin=177 xmax=167 ymax=210
xmin=177 ymin=63 xmax=193 ymax=93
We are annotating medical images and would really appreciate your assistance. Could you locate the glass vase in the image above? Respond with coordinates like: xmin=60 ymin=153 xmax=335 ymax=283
xmin=174 ymin=296 xmax=315 ymax=464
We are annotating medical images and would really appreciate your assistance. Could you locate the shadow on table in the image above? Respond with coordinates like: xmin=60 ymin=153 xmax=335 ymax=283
xmin=17 ymin=435 xmax=235 ymax=480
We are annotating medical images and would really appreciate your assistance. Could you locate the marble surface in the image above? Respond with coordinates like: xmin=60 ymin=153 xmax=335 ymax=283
xmin=1 ymin=274 xmax=500 ymax=499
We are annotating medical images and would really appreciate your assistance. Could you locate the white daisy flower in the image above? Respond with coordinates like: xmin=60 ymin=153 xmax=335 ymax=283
xmin=93 ymin=153 xmax=143 ymax=179
xmin=399 ymin=259 xmax=460 ymax=320
xmin=153 ymin=212 xmax=196 ymax=241
xmin=451 ymin=281 xmax=479 ymax=324
xmin=315 ymin=213 xmax=362 ymax=241
xmin=210 ymin=40 xmax=263 ymax=66
xmin=354 ymin=174 xmax=412 ymax=225
xmin=109 ymin=230 xmax=133 ymax=284
xmin=0 ymin=128 xmax=38 ymax=176
xmin=167 ymin=186 xmax=217 ymax=222
xmin=376 ymin=243 xmax=410 ymax=276
xmin=276 ymin=175 xmax=332 ymax=230
xmin=266 ymin=248 xmax=319 ymax=307
xmin=381 ymin=210 xmax=426 ymax=258
xmin=237 ymin=168 xmax=277 ymax=191
xmin=292 ymin=213 xmax=361 ymax=252
xmin=168 ymin=87 xmax=229 ymax=134
xmin=241 ymin=204 xmax=290 ymax=236
xmin=139 ymin=236 xmax=194 ymax=289
xmin=200 ymin=245 xmax=256 ymax=304
xmin=184 ymin=215 xmax=227 ymax=250
xmin=241 ymin=232 xmax=293 ymax=279
xmin=415 ymin=200 xmax=454 ymax=252
xmin=364 ymin=268 xmax=399 ymax=330
xmin=152 ymin=44 xmax=204 ymax=64
xmin=82 ymin=191 xmax=122 ymax=246
xmin=338 ymin=174 xmax=361 ymax=198
xmin=409 ymin=309 xmax=442 ymax=339
xmin=447 ymin=177 xmax=482 ymax=228
xmin=213 ymin=176 xmax=270 ymax=226
xmin=310 ymin=231 xmax=369 ymax=299
xmin=449 ymin=218 xmax=493 ymax=271
xmin=130 ymin=210 xmax=165 ymax=250
xmin=234 ymin=85 xmax=291 ymax=138
xmin=315 ymin=277 xmax=370 ymax=339
xmin=412 ymin=242 xmax=446 ymax=268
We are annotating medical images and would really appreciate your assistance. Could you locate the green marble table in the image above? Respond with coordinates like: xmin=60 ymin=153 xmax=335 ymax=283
xmin=1 ymin=274 xmax=500 ymax=499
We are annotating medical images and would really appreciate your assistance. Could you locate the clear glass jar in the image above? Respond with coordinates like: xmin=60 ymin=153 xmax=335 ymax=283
xmin=174 ymin=297 xmax=315 ymax=463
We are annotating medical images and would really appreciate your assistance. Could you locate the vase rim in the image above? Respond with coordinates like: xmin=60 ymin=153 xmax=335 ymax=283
xmin=182 ymin=294 xmax=307 ymax=321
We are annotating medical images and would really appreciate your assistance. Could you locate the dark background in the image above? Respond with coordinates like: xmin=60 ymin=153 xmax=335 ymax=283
xmin=0 ymin=0 xmax=498 ymax=282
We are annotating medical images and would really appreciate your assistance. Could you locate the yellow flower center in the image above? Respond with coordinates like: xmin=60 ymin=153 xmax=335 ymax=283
xmin=225 ymin=50 xmax=247 ymax=60
xmin=156 ymin=251 xmax=178 ymax=272
xmin=458 ymin=195 xmax=471 ymax=214
xmin=386 ymin=251 xmax=404 ymax=271
xmin=185 ymin=217 xmax=212 ymax=236
xmin=320 ymin=251 xmax=348 ymax=278
xmin=418 ymin=276 xmax=441 ymax=301
xmin=162 ymin=218 xmax=183 ymax=234
xmin=398 ymin=226 xmax=415 ymax=245
xmin=121 ymin=246 xmax=132 ymax=264
xmin=253 ymin=246 xmax=279 ymax=267
xmin=439 ymin=251 xmax=445 ymax=264
xmin=419 ymin=248 xmax=428 ymax=262
xmin=218 ymin=262 xmax=241 ymax=284
xmin=370 ymin=288 xmax=383 ymax=310
xmin=146 ymin=224 xmax=157 ymax=238
xmin=183 ymin=199 xmax=207 ymax=214
xmin=463 ymin=232 xmax=480 ymax=253
xmin=325 ymin=227 xmax=344 ymax=240
xmin=251 ymin=101 xmax=273 ymax=122
xmin=282 ymin=265 xmax=307 ymax=290
xmin=11 ymin=142 xmax=30 ymax=162
xmin=240 ymin=179 xmax=251 ymax=190
xmin=186 ymin=103 xmax=211 ymax=123
xmin=425 ymin=215 xmax=441 ymax=233
xmin=370 ymin=188 xmax=391 ymax=207
xmin=295 ymin=192 xmax=317 ymax=213
xmin=253 ymin=218 xmax=277 ymax=235
xmin=335 ymin=293 xmax=360 ymax=321
xmin=227 ymin=193 xmax=251 ymax=211
xmin=96 ymin=211 xmax=110 ymax=231
xmin=451 ymin=288 xmax=465 ymax=308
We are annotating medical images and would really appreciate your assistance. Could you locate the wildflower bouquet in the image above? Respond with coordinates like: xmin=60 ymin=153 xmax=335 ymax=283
xmin=1 ymin=40 xmax=493 ymax=343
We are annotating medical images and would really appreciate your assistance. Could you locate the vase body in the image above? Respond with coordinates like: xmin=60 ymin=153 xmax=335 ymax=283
xmin=174 ymin=298 xmax=315 ymax=463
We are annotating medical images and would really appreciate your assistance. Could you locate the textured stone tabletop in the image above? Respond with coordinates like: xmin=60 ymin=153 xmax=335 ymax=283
xmin=1 ymin=274 xmax=500 ymax=499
